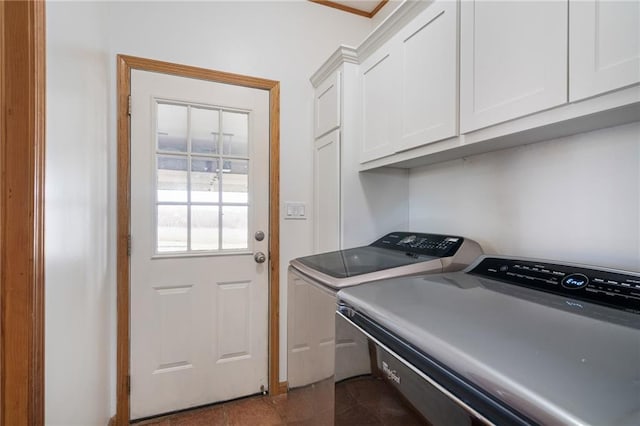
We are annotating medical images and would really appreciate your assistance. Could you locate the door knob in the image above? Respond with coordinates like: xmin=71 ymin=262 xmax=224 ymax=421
xmin=254 ymin=252 xmax=266 ymax=264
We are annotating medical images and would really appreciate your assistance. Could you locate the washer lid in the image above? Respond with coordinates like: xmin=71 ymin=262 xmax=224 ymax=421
xmin=295 ymin=246 xmax=436 ymax=279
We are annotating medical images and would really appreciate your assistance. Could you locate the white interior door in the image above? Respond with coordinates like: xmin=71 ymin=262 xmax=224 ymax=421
xmin=129 ymin=69 xmax=270 ymax=420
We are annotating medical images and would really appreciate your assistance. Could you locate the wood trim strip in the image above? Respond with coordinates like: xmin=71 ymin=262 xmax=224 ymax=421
xmin=116 ymin=55 xmax=281 ymax=424
xmin=0 ymin=1 xmax=46 ymax=425
xmin=115 ymin=54 xmax=132 ymax=426
xmin=369 ymin=0 xmax=389 ymax=18
xmin=0 ymin=2 xmax=4 ymax=417
xmin=32 ymin=2 xmax=47 ymax=420
xmin=278 ymin=381 xmax=288 ymax=395
xmin=268 ymin=82 xmax=281 ymax=397
xmin=309 ymin=0 xmax=388 ymax=19
xmin=118 ymin=55 xmax=278 ymax=91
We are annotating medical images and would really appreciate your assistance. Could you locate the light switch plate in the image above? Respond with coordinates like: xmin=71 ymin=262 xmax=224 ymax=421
xmin=284 ymin=202 xmax=307 ymax=220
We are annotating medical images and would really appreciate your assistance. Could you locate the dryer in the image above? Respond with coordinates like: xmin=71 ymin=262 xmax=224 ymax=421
xmin=336 ymin=255 xmax=640 ymax=425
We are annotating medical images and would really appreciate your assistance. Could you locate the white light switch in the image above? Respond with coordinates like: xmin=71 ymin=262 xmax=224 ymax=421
xmin=284 ymin=202 xmax=307 ymax=220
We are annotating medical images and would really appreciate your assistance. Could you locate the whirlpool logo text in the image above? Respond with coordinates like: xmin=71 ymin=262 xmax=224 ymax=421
xmin=382 ymin=361 xmax=401 ymax=385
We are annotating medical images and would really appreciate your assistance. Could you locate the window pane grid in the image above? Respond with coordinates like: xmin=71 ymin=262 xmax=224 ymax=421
xmin=156 ymin=152 xmax=250 ymax=160
xmin=155 ymin=101 xmax=250 ymax=254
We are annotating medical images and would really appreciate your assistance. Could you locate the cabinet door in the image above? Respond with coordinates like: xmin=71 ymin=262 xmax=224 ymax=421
xmin=314 ymin=129 xmax=340 ymax=253
xmin=398 ymin=0 xmax=458 ymax=151
xmin=360 ymin=40 xmax=400 ymax=163
xmin=460 ymin=1 xmax=568 ymax=133
xmin=570 ymin=0 xmax=640 ymax=102
xmin=314 ymin=71 xmax=341 ymax=138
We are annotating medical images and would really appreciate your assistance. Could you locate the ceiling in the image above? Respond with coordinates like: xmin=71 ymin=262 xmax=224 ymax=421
xmin=310 ymin=0 xmax=389 ymax=18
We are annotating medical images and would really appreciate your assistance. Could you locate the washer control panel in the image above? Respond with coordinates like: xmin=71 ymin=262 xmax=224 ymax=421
xmin=371 ymin=232 xmax=465 ymax=258
xmin=470 ymin=257 xmax=640 ymax=313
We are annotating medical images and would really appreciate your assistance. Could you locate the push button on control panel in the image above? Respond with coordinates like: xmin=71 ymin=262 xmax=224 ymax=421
xmin=373 ymin=232 xmax=464 ymax=258
xmin=561 ymin=274 xmax=589 ymax=290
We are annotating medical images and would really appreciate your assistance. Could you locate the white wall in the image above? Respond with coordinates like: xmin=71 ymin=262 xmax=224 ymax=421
xmin=46 ymin=1 xmax=371 ymax=424
xmin=45 ymin=2 xmax=112 ymax=426
xmin=409 ymin=122 xmax=640 ymax=272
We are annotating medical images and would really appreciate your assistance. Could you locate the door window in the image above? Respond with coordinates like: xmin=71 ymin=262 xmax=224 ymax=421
xmin=155 ymin=102 xmax=250 ymax=254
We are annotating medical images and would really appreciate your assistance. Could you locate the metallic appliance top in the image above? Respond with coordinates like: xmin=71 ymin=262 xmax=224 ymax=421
xmin=337 ymin=255 xmax=640 ymax=425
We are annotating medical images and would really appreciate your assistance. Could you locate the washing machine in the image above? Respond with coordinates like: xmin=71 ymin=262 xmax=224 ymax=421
xmin=287 ymin=231 xmax=483 ymax=389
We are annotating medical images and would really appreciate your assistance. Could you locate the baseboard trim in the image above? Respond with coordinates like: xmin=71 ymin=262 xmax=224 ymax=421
xmin=278 ymin=381 xmax=288 ymax=394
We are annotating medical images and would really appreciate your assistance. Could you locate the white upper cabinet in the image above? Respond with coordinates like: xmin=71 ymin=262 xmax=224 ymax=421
xmin=460 ymin=1 xmax=568 ymax=133
xmin=360 ymin=0 xmax=457 ymax=162
xmin=313 ymin=0 xmax=639 ymax=171
xmin=314 ymin=71 xmax=341 ymax=138
xmin=397 ymin=0 xmax=458 ymax=152
xmin=570 ymin=0 xmax=640 ymax=102
xmin=360 ymin=39 xmax=400 ymax=163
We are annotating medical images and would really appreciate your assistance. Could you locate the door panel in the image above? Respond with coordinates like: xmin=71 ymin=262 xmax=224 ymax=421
xmin=314 ymin=71 xmax=341 ymax=138
xmin=153 ymin=285 xmax=193 ymax=373
xmin=398 ymin=0 xmax=458 ymax=151
xmin=130 ymin=70 xmax=269 ymax=420
xmin=216 ymin=281 xmax=251 ymax=362
xmin=360 ymin=39 xmax=401 ymax=163
xmin=460 ymin=0 xmax=567 ymax=133
xmin=570 ymin=0 xmax=640 ymax=101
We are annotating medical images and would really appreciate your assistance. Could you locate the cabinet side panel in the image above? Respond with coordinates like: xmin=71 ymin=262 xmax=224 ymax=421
xmin=314 ymin=130 xmax=341 ymax=253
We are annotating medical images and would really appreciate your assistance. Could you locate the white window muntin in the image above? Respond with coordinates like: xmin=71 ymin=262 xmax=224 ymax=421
xmin=152 ymin=98 xmax=252 ymax=256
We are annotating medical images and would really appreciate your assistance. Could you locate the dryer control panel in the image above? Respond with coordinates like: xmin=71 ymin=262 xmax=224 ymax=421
xmin=470 ymin=257 xmax=640 ymax=313
xmin=371 ymin=232 xmax=465 ymax=258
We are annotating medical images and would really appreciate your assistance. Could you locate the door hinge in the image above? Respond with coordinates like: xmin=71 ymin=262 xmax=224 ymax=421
xmin=128 ymin=95 xmax=132 ymax=116
xmin=127 ymin=235 xmax=131 ymax=256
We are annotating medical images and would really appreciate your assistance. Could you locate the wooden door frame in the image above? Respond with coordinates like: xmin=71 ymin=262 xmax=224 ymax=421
xmin=115 ymin=55 xmax=281 ymax=425
xmin=0 ymin=1 xmax=46 ymax=425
